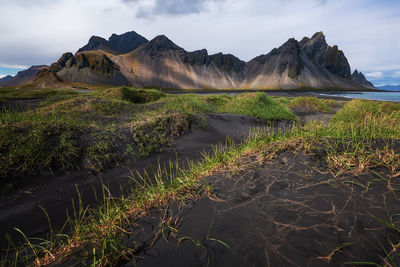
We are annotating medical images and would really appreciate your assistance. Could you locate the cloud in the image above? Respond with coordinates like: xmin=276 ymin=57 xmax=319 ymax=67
xmin=0 ymin=63 xmax=29 ymax=69
xmin=123 ymin=0 xmax=225 ymax=17
xmin=0 ymin=74 xmax=6 ymax=79
xmin=393 ymin=70 xmax=400 ymax=77
xmin=366 ymin=72 xmax=383 ymax=78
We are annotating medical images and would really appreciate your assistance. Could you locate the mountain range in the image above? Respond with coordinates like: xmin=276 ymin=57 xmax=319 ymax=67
xmin=2 ymin=31 xmax=375 ymax=90
xmin=0 ymin=65 xmax=48 ymax=87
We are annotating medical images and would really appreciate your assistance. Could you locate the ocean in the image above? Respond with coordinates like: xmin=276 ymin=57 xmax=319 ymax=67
xmin=316 ymin=91 xmax=400 ymax=102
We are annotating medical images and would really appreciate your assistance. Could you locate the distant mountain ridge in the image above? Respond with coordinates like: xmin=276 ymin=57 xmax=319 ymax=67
xmin=0 ymin=75 xmax=13 ymax=82
xmin=377 ymin=85 xmax=400 ymax=91
xmin=8 ymin=31 xmax=376 ymax=89
xmin=0 ymin=65 xmax=48 ymax=87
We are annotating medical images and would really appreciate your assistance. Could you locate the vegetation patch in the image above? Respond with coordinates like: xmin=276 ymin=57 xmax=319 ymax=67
xmin=329 ymin=99 xmax=400 ymax=139
xmin=218 ymin=92 xmax=296 ymax=120
xmin=0 ymin=88 xmax=80 ymax=100
xmin=130 ymin=112 xmax=193 ymax=157
xmin=0 ymin=111 xmax=85 ymax=190
xmin=99 ymin=87 xmax=165 ymax=104
xmin=163 ymin=94 xmax=214 ymax=114
xmin=288 ymin=96 xmax=334 ymax=113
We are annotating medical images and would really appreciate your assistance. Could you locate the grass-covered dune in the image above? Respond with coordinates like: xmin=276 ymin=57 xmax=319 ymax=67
xmin=0 ymin=87 xmax=295 ymax=191
xmin=2 ymin=92 xmax=400 ymax=266
xmin=288 ymin=96 xmax=335 ymax=113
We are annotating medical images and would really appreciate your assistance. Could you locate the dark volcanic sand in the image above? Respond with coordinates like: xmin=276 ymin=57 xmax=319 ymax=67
xmin=0 ymin=113 xmax=281 ymax=250
xmin=124 ymin=149 xmax=400 ymax=267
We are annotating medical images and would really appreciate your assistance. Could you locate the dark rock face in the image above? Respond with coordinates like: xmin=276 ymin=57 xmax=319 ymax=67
xmin=77 ymin=36 xmax=111 ymax=53
xmin=143 ymin=35 xmax=183 ymax=53
xmin=184 ymin=49 xmax=209 ymax=65
xmin=0 ymin=65 xmax=48 ymax=87
xmin=300 ymin=31 xmax=351 ymax=79
xmin=209 ymin=53 xmax=246 ymax=73
xmin=108 ymin=31 xmax=148 ymax=54
xmin=276 ymin=38 xmax=304 ymax=79
xmin=78 ymin=31 xmax=148 ymax=54
xmin=49 ymin=52 xmax=74 ymax=72
xmin=53 ymin=52 xmax=129 ymax=85
xmin=324 ymin=45 xmax=351 ymax=79
xmin=352 ymin=69 xmax=374 ymax=87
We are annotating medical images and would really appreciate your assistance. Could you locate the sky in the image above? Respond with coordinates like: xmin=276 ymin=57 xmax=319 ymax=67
xmin=0 ymin=0 xmax=399 ymax=86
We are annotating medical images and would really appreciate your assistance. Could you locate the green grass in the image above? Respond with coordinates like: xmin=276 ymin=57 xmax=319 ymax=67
xmin=328 ymin=99 xmax=400 ymax=140
xmin=99 ymin=87 xmax=165 ymax=104
xmin=0 ymin=88 xmax=81 ymax=100
xmin=163 ymin=94 xmax=214 ymax=114
xmin=0 ymin=111 xmax=85 ymax=188
xmin=217 ymin=92 xmax=296 ymax=120
xmin=163 ymin=92 xmax=296 ymax=121
xmin=288 ymin=96 xmax=334 ymax=113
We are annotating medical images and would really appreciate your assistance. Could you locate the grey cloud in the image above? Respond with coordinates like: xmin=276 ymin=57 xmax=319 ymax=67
xmin=123 ymin=0 xmax=224 ymax=17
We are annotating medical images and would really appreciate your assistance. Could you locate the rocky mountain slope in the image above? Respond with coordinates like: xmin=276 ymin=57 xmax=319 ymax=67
xmin=21 ymin=31 xmax=375 ymax=90
xmin=0 ymin=75 xmax=13 ymax=83
xmin=351 ymin=69 xmax=374 ymax=87
xmin=0 ymin=65 xmax=48 ymax=87
xmin=78 ymin=31 xmax=148 ymax=55
xmin=49 ymin=51 xmax=128 ymax=85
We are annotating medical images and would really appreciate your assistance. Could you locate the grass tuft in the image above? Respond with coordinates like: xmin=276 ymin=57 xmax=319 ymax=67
xmin=288 ymin=96 xmax=334 ymax=113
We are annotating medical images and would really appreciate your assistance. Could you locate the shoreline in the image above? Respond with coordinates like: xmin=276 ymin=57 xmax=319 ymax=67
xmin=162 ymin=89 xmax=400 ymax=102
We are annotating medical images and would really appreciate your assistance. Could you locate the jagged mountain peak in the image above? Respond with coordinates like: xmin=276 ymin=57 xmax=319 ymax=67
xmin=107 ymin=31 xmax=148 ymax=54
xmin=279 ymin=38 xmax=301 ymax=53
xmin=311 ymin=31 xmax=326 ymax=40
xmin=299 ymin=31 xmax=351 ymax=79
xmin=78 ymin=31 xmax=148 ymax=54
xmin=351 ymin=69 xmax=374 ymax=87
xmin=146 ymin=35 xmax=182 ymax=50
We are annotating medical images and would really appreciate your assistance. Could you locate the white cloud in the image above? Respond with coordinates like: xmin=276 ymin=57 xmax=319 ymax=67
xmin=366 ymin=71 xmax=383 ymax=78
xmin=0 ymin=63 xmax=28 ymax=69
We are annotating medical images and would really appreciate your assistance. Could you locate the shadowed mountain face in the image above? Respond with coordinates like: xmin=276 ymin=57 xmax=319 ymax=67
xmin=0 ymin=75 xmax=13 ymax=82
xmin=49 ymin=51 xmax=128 ymax=86
xmin=0 ymin=65 xmax=48 ymax=87
xmin=26 ymin=31 xmax=375 ymax=89
xmin=78 ymin=31 xmax=148 ymax=55
xmin=351 ymin=69 xmax=374 ymax=87
xmin=300 ymin=32 xmax=351 ymax=79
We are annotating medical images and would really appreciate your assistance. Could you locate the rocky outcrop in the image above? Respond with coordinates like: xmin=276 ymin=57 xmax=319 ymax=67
xmin=78 ymin=31 xmax=148 ymax=55
xmin=50 ymin=51 xmax=129 ymax=85
xmin=0 ymin=65 xmax=48 ymax=87
xmin=22 ymin=68 xmax=65 ymax=88
xmin=351 ymin=70 xmax=374 ymax=87
xmin=300 ymin=32 xmax=351 ymax=79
